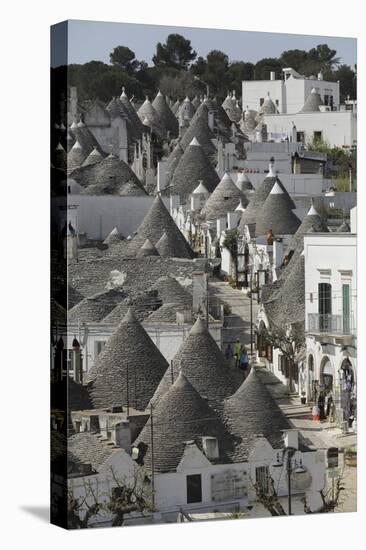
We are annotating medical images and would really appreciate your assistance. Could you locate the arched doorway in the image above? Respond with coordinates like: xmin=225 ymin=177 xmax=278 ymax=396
xmin=320 ymin=356 xmax=334 ymax=392
xmin=307 ymin=354 xmax=315 ymax=402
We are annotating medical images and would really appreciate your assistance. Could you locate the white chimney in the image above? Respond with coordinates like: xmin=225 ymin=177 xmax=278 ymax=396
xmin=283 ymin=429 xmax=299 ymax=450
xmin=273 ymin=239 xmax=284 ymax=268
xmin=216 ymin=217 xmax=226 ymax=238
xmin=317 ymin=71 xmax=323 ymax=81
xmin=157 ymin=160 xmax=167 ymax=191
xmin=170 ymin=194 xmax=180 ymax=213
xmin=202 ymin=436 xmax=219 ymax=460
xmin=227 ymin=211 xmax=239 ymax=230
xmin=192 ymin=271 xmax=208 ymax=314
xmin=111 ymin=421 xmax=131 ymax=451
xmin=208 ymin=110 xmax=215 ymax=131
xmin=270 ymin=71 xmax=276 ymax=81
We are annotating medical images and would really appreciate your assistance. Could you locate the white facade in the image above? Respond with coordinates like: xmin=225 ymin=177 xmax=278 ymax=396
xmin=59 ymin=320 xmax=223 ymax=376
xmin=304 ymin=231 xmax=357 ymax=427
xmin=154 ymin=434 xmax=325 ymax=518
xmin=242 ymin=74 xmax=340 ymax=115
xmin=263 ymin=111 xmax=357 ymax=148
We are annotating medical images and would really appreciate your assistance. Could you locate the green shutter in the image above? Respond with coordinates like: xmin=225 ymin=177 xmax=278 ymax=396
xmin=342 ymin=284 xmax=350 ymax=334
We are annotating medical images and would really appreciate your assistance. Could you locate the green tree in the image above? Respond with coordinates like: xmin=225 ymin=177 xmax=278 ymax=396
xmin=109 ymin=46 xmax=138 ymax=73
xmin=153 ymin=34 xmax=197 ymax=70
xmin=334 ymin=64 xmax=357 ymax=101
xmin=280 ymin=49 xmax=308 ymax=73
xmin=308 ymin=44 xmax=340 ymax=72
xmin=227 ymin=61 xmax=255 ymax=95
xmin=253 ymin=57 xmax=282 ymax=80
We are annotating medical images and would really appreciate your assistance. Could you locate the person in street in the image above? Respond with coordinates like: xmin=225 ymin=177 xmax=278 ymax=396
xmin=225 ymin=343 xmax=233 ymax=363
xmin=234 ymin=339 xmax=241 ymax=368
xmin=318 ymin=388 xmax=326 ymax=421
xmin=239 ymin=347 xmax=249 ymax=376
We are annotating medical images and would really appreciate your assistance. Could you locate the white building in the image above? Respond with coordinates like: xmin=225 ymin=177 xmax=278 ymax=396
xmin=304 ymin=218 xmax=357 ymax=429
xmin=263 ymin=110 xmax=357 ymax=149
xmin=242 ymin=68 xmax=340 ymax=114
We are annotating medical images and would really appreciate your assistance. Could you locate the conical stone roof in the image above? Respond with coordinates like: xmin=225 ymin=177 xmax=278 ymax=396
xmin=70 ymin=122 xmax=103 ymax=157
xmin=265 ymin=254 xmax=305 ymax=327
xmin=152 ymin=91 xmax=179 ymax=137
xmin=255 ymin=182 xmax=301 ymax=236
xmin=68 ymin=289 xmax=126 ymax=323
xmin=192 ymin=96 xmax=201 ymax=109
xmin=151 ymin=317 xmax=242 ymax=408
xmin=137 ymin=238 xmax=160 ymax=257
xmin=131 ymin=195 xmax=194 ymax=258
xmin=69 ymin=154 xmax=146 ymax=196
xmin=155 ymin=230 xmax=188 ymax=258
xmin=180 ymin=104 xmax=216 ymax=157
xmin=239 ymin=166 xmax=295 ymax=227
xmin=300 ymin=88 xmax=324 ymax=113
xmin=178 ymin=97 xmax=196 ymax=121
xmin=169 ymin=138 xmax=220 ymax=198
xmin=67 ymin=140 xmax=87 ymax=170
xmin=137 ymin=97 xmax=166 ymax=138
xmin=223 ymin=368 xmax=291 ymax=460
xmin=165 ymin=142 xmax=184 ymax=186
xmin=88 ymin=309 xmax=168 ymax=410
xmin=135 ymin=373 xmax=236 ymax=472
xmin=103 ymin=226 xmax=124 ymax=246
xmin=201 ymin=172 xmax=249 ymax=220
xmin=149 ymin=275 xmax=192 ymax=305
xmin=286 ymin=204 xmax=329 ymax=256
xmin=103 ymin=291 xmax=162 ymax=324
xmin=82 ymin=146 xmax=104 ymax=167
xmin=119 ymin=87 xmax=145 ymax=137
xmin=171 ymin=98 xmax=181 ymax=116
xmin=54 ymin=143 xmax=67 ymax=170
xmin=236 ymin=172 xmax=254 ymax=192
xmin=260 ymin=93 xmax=277 ymax=114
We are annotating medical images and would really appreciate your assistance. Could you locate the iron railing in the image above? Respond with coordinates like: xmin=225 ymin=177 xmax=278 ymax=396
xmin=307 ymin=313 xmax=354 ymax=335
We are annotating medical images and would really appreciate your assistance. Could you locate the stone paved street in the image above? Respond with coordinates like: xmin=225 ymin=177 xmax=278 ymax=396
xmin=209 ymin=279 xmax=259 ymax=349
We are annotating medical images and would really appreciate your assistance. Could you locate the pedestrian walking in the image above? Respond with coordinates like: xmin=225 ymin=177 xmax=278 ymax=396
xmin=225 ymin=343 xmax=233 ymax=362
xmin=318 ymin=389 xmax=326 ymax=421
xmin=234 ymin=339 xmax=241 ymax=368
xmin=239 ymin=347 xmax=249 ymax=376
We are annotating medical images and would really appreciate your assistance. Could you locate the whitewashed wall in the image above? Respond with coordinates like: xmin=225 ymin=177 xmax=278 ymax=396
xmin=263 ymin=111 xmax=357 ymax=148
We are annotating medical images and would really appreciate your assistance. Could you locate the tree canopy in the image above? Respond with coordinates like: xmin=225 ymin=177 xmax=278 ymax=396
xmin=65 ymin=36 xmax=356 ymax=103
xmin=153 ymin=33 xmax=197 ymax=70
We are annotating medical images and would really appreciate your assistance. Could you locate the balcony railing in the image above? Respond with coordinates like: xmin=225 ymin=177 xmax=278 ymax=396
xmin=307 ymin=313 xmax=354 ymax=335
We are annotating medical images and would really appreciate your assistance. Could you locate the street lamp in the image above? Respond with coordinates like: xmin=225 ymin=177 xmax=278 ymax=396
xmin=194 ymin=75 xmax=210 ymax=99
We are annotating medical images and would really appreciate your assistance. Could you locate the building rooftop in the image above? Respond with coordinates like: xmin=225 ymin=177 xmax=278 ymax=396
xmin=88 ymin=308 xmax=168 ymax=411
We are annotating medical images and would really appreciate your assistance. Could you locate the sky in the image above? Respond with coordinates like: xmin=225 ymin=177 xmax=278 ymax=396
xmin=56 ymin=19 xmax=357 ymax=69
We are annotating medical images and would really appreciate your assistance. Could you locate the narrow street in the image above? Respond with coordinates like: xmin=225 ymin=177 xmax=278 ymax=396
xmin=209 ymin=279 xmax=259 ymax=348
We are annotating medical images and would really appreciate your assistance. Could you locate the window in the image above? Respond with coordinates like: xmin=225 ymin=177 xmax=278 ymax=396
xmin=186 ymin=474 xmax=202 ymax=504
xmin=297 ymin=131 xmax=305 ymax=143
xmin=324 ymin=94 xmax=329 ymax=106
xmin=259 ymin=98 xmax=264 ymax=106
xmin=256 ymin=466 xmax=270 ymax=494
xmin=342 ymin=284 xmax=350 ymax=334
xmin=314 ymin=131 xmax=322 ymax=142
xmin=318 ymin=282 xmax=332 ymax=331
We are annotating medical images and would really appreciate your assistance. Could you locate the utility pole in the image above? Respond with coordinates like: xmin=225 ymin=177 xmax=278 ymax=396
xmin=250 ymin=275 xmax=253 ymax=358
xmin=150 ymin=403 xmax=155 ymax=510
xmin=126 ymin=362 xmax=130 ymax=417
xmin=287 ymin=451 xmax=292 ymax=515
